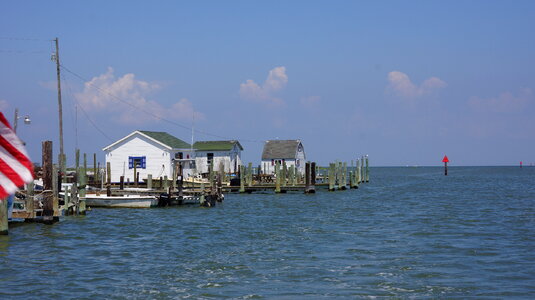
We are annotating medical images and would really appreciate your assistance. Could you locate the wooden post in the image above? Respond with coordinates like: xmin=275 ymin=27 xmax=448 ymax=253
xmin=328 ymin=163 xmax=335 ymax=191
xmin=106 ymin=161 xmax=111 ymax=184
xmin=365 ymin=155 xmax=369 ymax=182
xmin=311 ymin=162 xmax=316 ymax=186
xmin=219 ymin=161 xmax=225 ymax=186
xmin=93 ymin=153 xmax=97 ymax=185
xmin=288 ymin=165 xmax=295 ymax=186
xmin=119 ymin=176 xmax=124 ymax=190
xmin=199 ymin=181 xmax=206 ymax=206
xmin=282 ymin=161 xmax=287 ymax=187
xmin=52 ymin=164 xmax=60 ymax=218
xmin=71 ymin=183 xmax=78 ymax=214
xmin=239 ymin=165 xmax=245 ymax=193
xmin=42 ymin=141 xmax=55 ymax=224
xmin=163 ymin=175 xmax=169 ymax=191
xmin=83 ymin=152 xmax=87 ymax=187
xmin=341 ymin=162 xmax=347 ymax=190
xmin=247 ymin=162 xmax=253 ymax=187
xmin=275 ymin=161 xmax=281 ymax=193
xmin=362 ymin=156 xmax=366 ymax=183
xmin=147 ymin=174 xmax=152 ymax=190
xmin=305 ymin=162 xmax=310 ymax=192
xmin=0 ymin=198 xmax=8 ymax=235
xmin=80 ymin=154 xmax=87 ymax=199
xmin=27 ymin=181 xmax=35 ymax=219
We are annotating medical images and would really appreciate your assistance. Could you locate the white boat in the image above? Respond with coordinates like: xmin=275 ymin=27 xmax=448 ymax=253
xmin=83 ymin=194 xmax=158 ymax=208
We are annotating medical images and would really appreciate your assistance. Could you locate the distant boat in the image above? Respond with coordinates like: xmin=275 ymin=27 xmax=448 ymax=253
xmin=83 ymin=194 xmax=158 ymax=208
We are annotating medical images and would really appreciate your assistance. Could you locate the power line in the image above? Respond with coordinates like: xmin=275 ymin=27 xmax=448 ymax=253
xmin=0 ymin=49 xmax=48 ymax=54
xmin=59 ymin=64 xmax=264 ymax=144
xmin=61 ymin=73 xmax=114 ymax=142
xmin=0 ymin=37 xmax=51 ymax=41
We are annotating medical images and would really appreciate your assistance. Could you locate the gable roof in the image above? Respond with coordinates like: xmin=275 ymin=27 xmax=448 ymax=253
xmin=139 ymin=131 xmax=191 ymax=149
xmin=102 ymin=130 xmax=191 ymax=151
xmin=261 ymin=140 xmax=303 ymax=160
xmin=193 ymin=140 xmax=243 ymax=151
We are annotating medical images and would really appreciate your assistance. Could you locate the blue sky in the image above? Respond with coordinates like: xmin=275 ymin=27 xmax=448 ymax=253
xmin=1 ymin=1 xmax=534 ymax=166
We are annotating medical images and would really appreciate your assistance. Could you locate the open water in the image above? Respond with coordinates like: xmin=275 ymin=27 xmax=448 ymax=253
xmin=1 ymin=167 xmax=534 ymax=299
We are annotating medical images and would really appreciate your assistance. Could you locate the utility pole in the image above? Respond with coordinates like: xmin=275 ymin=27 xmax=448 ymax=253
xmin=13 ymin=108 xmax=18 ymax=133
xmin=53 ymin=37 xmax=65 ymax=174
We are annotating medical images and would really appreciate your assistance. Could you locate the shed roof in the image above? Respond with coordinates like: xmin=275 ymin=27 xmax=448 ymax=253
xmin=102 ymin=130 xmax=191 ymax=151
xmin=193 ymin=140 xmax=243 ymax=151
xmin=261 ymin=140 xmax=302 ymax=160
xmin=139 ymin=131 xmax=191 ymax=149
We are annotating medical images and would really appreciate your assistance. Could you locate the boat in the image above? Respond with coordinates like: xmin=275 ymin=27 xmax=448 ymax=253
xmin=83 ymin=194 xmax=158 ymax=208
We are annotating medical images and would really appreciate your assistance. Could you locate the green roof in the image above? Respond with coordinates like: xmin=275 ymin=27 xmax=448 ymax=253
xmin=193 ymin=140 xmax=243 ymax=151
xmin=139 ymin=131 xmax=191 ymax=149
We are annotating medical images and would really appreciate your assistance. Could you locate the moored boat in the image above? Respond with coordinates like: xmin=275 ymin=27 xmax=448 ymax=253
xmin=83 ymin=194 xmax=158 ymax=208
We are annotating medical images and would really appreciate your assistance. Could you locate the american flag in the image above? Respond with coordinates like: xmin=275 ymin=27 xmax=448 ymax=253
xmin=0 ymin=111 xmax=34 ymax=199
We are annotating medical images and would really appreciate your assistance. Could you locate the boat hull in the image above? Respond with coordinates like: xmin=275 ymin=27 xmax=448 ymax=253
xmin=83 ymin=195 xmax=158 ymax=208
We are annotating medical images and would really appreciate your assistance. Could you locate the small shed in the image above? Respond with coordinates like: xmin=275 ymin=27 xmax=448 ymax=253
xmin=261 ymin=140 xmax=306 ymax=175
xmin=102 ymin=130 xmax=195 ymax=183
xmin=193 ymin=140 xmax=243 ymax=174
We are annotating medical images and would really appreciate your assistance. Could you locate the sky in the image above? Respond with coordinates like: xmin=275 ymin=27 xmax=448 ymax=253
xmin=1 ymin=0 xmax=534 ymax=166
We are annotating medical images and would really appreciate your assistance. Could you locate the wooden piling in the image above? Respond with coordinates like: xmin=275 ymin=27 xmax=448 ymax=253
xmin=93 ymin=153 xmax=97 ymax=185
xmin=275 ymin=161 xmax=281 ymax=193
xmin=26 ymin=181 xmax=35 ymax=219
xmin=282 ymin=161 xmax=287 ymax=187
xmin=365 ymin=155 xmax=369 ymax=182
xmin=42 ymin=141 xmax=55 ymax=224
xmin=163 ymin=175 xmax=169 ymax=191
xmin=288 ymin=165 xmax=294 ymax=186
xmin=328 ymin=163 xmax=335 ymax=191
xmin=0 ymin=198 xmax=8 ymax=235
xmin=106 ymin=162 xmax=112 ymax=196
xmin=340 ymin=162 xmax=347 ymax=190
xmin=119 ymin=176 xmax=124 ymax=190
xmin=305 ymin=162 xmax=310 ymax=192
xmin=147 ymin=174 xmax=152 ymax=190
xmin=239 ymin=165 xmax=245 ymax=193
xmin=247 ymin=162 xmax=253 ymax=187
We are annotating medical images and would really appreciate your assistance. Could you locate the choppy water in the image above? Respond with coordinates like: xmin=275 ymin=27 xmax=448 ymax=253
xmin=1 ymin=167 xmax=534 ymax=298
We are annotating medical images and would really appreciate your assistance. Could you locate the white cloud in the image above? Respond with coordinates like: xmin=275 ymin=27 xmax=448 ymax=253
xmin=469 ymin=88 xmax=532 ymax=113
xmin=75 ymin=67 xmax=203 ymax=124
xmin=0 ymin=99 xmax=9 ymax=111
xmin=387 ymin=71 xmax=447 ymax=99
xmin=239 ymin=66 xmax=288 ymax=106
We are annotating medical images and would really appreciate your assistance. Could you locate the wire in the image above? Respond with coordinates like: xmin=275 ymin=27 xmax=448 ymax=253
xmin=61 ymin=73 xmax=115 ymax=142
xmin=59 ymin=64 xmax=264 ymax=143
xmin=0 ymin=49 xmax=48 ymax=54
xmin=0 ymin=37 xmax=51 ymax=41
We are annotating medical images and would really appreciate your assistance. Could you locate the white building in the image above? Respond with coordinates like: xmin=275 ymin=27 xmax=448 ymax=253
xmin=102 ymin=130 xmax=195 ymax=183
xmin=193 ymin=140 xmax=243 ymax=174
xmin=261 ymin=140 xmax=306 ymax=175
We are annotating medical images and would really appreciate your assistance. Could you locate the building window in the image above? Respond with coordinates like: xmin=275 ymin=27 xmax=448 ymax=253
xmin=175 ymin=152 xmax=183 ymax=159
xmin=129 ymin=156 xmax=146 ymax=169
xmin=207 ymin=153 xmax=214 ymax=163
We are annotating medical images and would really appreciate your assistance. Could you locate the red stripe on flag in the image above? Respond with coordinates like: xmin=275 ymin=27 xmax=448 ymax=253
xmin=0 ymin=157 xmax=25 ymax=188
xmin=0 ymin=185 xmax=8 ymax=199
xmin=0 ymin=134 xmax=33 ymax=176
xmin=0 ymin=113 xmax=12 ymax=130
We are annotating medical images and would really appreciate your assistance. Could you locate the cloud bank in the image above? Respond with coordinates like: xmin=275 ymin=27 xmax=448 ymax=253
xmin=469 ymin=88 xmax=532 ymax=113
xmin=387 ymin=71 xmax=446 ymax=99
xmin=239 ymin=66 xmax=288 ymax=106
xmin=75 ymin=67 xmax=203 ymax=124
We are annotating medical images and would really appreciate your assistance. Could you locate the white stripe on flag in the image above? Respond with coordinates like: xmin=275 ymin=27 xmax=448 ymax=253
xmin=0 ymin=171 xmax=19 ymax=195
xmin=0 ymin=146 xmax=33 ymax=182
